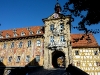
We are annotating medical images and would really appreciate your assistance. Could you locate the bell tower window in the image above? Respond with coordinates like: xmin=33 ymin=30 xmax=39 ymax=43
xmin=60 ymin=23 xmax=64 ymax=30
xmin=60 ymin=35 xmax=65 ymax=42
xmin=50 ymin=36 xmax=54 ymax=42
xmin=50 ymin=24 xmax=54 ymax=31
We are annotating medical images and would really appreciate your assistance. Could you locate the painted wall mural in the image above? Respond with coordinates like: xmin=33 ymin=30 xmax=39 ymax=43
xmin=0 ymin=38 xmax=44 ymax=67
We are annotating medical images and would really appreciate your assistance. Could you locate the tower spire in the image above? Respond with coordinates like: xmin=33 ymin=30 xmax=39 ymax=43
xmin=54 ymin=0 xmax=62 ymax=13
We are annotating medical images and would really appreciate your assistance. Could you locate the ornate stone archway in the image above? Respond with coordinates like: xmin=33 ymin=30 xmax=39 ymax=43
xmin=52 ymin=51 xmax=65 ymax=68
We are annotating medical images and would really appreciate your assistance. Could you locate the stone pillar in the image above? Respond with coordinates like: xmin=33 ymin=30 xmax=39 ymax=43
xmin=69 ymin=46 xmax=73 ymax=64
xmin=65 ymin=48 xmax=69 ymax=68
xmin=43 ymin=48 xmax=49 ymax=69
xmin=49 ymin=50 xmax=53 ymax=69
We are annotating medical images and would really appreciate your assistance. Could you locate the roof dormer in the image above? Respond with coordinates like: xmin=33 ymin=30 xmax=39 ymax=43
xmin=13 ymin=29 xmax=18 ymax=37
xmin=29 ymin=31 xmax=34 ymax=35
xmin=0 ymin=35 xmax=3 ymax=39
xmin=21 ymin=31 xmax=25 ymax=36
xmin=27 ymin=27 xmax=31 ymax=31
xmin=13 ymin=29 xmax=17 ymax=33
xmin=13 ymin=33 xmax=18 ymax=37
xmin=36 ymin=30 xmax=41 ymax=34
xmin=0 ymin=31 xmax=3 ymax=39
xmin=6 ymin=33 xmax=10 ymax=38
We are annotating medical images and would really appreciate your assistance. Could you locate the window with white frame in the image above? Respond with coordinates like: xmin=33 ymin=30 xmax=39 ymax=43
xmin=28 ymin=40 xmax=31 ymax=47
xmin=50 ymin=24 xmax=54 ymax=31
xmin=60 ymin=35 xmax=65 ymax=42
xmin=16 ymin=56 xmax=20 ymax=63
xmin=11 ymin=42 xmax=14 ymax=48
xmin=19 ymin=42 xmax=23 ymax=48
xmin=0 ymin=57 xmax=3 ymax=62
xmin=3 ymin=43 xmax=6 ymax=49
xmin=8 ymin=56 xmax=12 ymax=62
xmin=26 ymin=55 xmax=30 ymax=63
xmin=50 ymin=36 xmax=54 ymax=43
xmin=37 ymin=40 xmax=41 ymax=46
xmin=35 ymin=55 xmax=40 ymax=62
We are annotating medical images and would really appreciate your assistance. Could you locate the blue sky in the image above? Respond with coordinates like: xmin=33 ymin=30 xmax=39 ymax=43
xmin=0 ymin=0 xmax=100 ymax=45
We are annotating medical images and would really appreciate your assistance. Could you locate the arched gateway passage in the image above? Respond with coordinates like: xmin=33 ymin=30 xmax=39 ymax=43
xmin=52 ymin=51 xmax=65 ymax=68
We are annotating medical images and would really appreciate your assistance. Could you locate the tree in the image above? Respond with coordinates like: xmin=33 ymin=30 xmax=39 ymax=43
xmin=63 ymin=0 xmax=100 ymax=34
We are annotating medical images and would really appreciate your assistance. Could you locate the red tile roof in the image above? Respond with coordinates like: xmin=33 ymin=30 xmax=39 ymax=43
xmin=0 ymin=26 xmax=99 ymax=48
xmin=0 ymin=26 xmax=44 ymax=39
xmin=71 ymin=34 xmax=99 ymax=48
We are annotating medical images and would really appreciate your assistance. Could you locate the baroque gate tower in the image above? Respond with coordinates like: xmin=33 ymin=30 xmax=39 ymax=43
xmin=43 ymin=1 xmax=73 ymax=69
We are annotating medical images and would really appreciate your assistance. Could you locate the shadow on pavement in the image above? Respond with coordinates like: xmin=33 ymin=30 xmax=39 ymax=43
xmin=0 ymin=61 xmax=6 ymax=75
xmin=0 ymin=59 xmax=89 ymax=75
xmin=66 ymin=64 xmax=89 ymax=75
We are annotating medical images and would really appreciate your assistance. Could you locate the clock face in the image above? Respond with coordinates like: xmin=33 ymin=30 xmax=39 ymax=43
xmin=53 ymin=13 xmax=59 ymax=18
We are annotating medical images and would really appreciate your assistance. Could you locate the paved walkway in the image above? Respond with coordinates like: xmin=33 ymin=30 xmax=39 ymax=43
xmin=1 ymin=67 xmax=70 ymax=75
xmin=29 ymin=68 xmax=69 ymax=75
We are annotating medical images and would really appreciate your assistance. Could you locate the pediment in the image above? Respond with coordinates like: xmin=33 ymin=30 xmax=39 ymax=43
xmin=48 ymin=13 xmax=65 ymax=19
xmin=43 ymin=13 xmax=66 ymax=21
